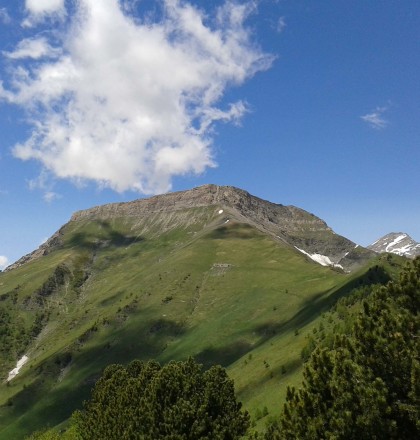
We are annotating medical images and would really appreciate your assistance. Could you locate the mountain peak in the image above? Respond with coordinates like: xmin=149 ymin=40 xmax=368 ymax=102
xmin=7 ymin=184 xmax=375 ymax=272
xmin=368 ymin=232 xmax=420 ymax=258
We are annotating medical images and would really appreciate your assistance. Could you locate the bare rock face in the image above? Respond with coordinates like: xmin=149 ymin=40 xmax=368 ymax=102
xmin=6 ymin=184 xmax=375 ymax=272
xmin=70 ymin=184 xmax=326 ymax=230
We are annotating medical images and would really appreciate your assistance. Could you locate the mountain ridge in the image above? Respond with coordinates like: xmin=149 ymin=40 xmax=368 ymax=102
xmin=6 ymin=184 xmax=374 ymax=273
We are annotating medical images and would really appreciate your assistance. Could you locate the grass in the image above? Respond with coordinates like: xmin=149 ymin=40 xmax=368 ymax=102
xmin=0 ymin=207 xmax=399 ymax=438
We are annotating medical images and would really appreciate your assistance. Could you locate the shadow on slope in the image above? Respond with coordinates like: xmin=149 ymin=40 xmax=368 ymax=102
xmin=207 ymin=223 xmax=259 ymax=240
xmin=67 ymin=220 xmax=144 ymax=250
xmin=195 ymin=340 xmax=253 ymax=369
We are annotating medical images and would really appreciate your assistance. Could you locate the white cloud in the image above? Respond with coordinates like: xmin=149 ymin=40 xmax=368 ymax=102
xmin=3 ymin=0 xmax=273 ymax=194
xmin=4 ymin=37 xmax=61 ymax=60
xmin=43 ymin=191 xmax=61 ymax=203
xmin=0 ymin=8 xmax=11 ymax=24
xmin=25 ymin=0 xmax=65 ymax=15
xmin=0 ymin=256 xmax=9 ymax=270
xmin=23 ymin=0 xmax=66 ymax=27
xmin=27 ymin=170 xmax=61 ymax=202
xmin=360 ymin=106 xmax=388 ymax=129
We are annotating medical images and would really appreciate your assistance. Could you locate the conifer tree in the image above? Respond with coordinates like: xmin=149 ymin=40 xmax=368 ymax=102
xmin=269 ymin=258 xmax=420 ymax=439
xmin=73 ymin=357 xmax=249 ymax=440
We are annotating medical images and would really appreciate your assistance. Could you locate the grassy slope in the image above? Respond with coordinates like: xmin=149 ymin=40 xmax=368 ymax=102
xmin=0 ymin=207 xmax=394 ymax=438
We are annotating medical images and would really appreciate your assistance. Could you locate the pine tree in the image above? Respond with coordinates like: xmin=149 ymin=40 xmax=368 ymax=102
xmin=73 ymin=357 xmax=249 ymax=439
xmin=269 ymin=258 xmax=420 ymax=439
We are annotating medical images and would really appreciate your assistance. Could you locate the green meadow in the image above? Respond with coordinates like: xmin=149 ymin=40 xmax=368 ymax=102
xmin=0 ymin=206 xmax=398 ymax=438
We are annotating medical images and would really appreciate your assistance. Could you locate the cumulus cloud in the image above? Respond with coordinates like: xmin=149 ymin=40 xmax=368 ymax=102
xmin=2 ymin=0 xmax=273 ymax=194
xmin=0 ymin=255 xmax=9 ymax=270
xmin=360 ymin=106 xmax=388 ymax=129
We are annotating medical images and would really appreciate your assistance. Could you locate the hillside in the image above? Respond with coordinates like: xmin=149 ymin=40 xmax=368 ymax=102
xmin=0 ymin=185 xmax=393 ymax=438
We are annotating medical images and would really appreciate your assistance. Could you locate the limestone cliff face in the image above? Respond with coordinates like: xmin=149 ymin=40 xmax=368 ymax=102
xmin=70 ymin=184 xmax=330 ymax=237
xmin=6 ymin=185 xmax=375 ymax=272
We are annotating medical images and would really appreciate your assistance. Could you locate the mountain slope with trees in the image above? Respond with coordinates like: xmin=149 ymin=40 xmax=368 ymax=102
xmin=26 ymin=259 xmax=418 ymax=439
xmin=0 ymin=186 xmax=404 ymax=438
xmin=266 ymin=257 xmax=420 ymax=439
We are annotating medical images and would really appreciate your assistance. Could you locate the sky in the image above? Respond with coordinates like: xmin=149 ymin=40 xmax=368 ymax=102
xmin=0 ymin=0 xmax=419 ymax=269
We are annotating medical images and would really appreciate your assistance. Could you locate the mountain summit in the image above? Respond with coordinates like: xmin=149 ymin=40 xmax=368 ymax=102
xmin=8 ymin=184 xmax=373 ymax=272
xmin=368 ymin=232 xmax=420 ymax=258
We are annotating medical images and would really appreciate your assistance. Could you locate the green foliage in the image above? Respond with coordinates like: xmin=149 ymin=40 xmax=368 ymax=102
xmin=35 ymin=264 xmax=71 ymax=301
xmin=73 ymin=358 xmax=249 ymax=439
xmin=25 ymin=428 xmax=61 ymax=440
xmin=0 ymin=300 xmax=33 ymax=373
xmin=269 ymin=258 xmax=420 ymax=439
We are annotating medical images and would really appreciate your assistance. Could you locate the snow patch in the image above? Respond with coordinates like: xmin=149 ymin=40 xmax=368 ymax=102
xmin=7 ymin=355 xmax=29 ymax=381
xmin=295 ymin=247 xmax=345 ymax=270
xmin=310 ymin=254 xmax=334 ymax=267
xmin=295 ymin=247 xmax=332 ymax=267
xmin=385 ymin=234 xmax=407 ymax=252
xmin=224 ymin=219 xmax=230 ymax=224
xmin=218 ymin=209 xmax=224 ymax=214
xmin=390 ymin=243 xmax=414 ymax=256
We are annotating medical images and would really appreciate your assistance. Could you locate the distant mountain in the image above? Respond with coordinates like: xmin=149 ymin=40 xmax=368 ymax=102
xmin=368 ymin=232 xmax=420 ymax=258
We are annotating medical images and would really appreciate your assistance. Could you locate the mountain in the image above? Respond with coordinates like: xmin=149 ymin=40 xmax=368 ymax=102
xmin=368 ymin=232 xmax=420 ymax=258
xmin=0 ymin=185 xmax=391 ymax=438
xmin=6 ymin=184 xmax=374 ymax=273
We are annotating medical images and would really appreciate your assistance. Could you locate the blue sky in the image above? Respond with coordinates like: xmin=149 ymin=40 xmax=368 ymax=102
xmin=0 ymin=0 xmax=419 ymax=268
